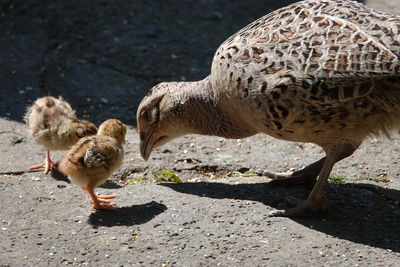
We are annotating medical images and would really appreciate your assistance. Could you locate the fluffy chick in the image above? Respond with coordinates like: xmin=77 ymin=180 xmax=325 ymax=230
xmin=58 ymin=119 xmax=126 ymax=210
xmin=25 ymin=96 xmax=97 ymax=174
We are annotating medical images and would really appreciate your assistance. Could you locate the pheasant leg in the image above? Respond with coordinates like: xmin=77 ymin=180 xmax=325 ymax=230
xmin=82 ymin=186 xmax=117 ymax=210
xmin=258 ymin=158 xmax=325 ymax=186
xmin=269 ymin=143 xmax=357 ymax=217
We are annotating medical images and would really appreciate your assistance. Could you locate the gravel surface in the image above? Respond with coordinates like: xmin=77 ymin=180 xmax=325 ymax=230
xmin=1 ymin=0 xmax=400 ymax=266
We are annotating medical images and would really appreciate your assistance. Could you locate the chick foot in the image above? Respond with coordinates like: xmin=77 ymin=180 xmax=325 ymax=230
xmin=96 ymin=194 xmax=117 ymax=208
xmin=82 ymin=187 xmax=117 ymax=211
xmin=92 ymin=201 xmax=117 ymax=210
xmin=91 ymin=196 xmax=117 ymax=210
xmin=97 ymin=194 xmax=117 ymax=200
xmin=28 ymin=162 xmax=46 ymax=170
xmin=28 ymin=150 xmax=55 ymax=174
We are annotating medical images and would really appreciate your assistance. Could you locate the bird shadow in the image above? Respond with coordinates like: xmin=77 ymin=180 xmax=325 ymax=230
xmin=50 ymin=168 xmax=71 ymax=183
xmin=160 ymin=181 xmax=400 ymax=252
xmin=87 ymin=201 xmax=167 ymax=227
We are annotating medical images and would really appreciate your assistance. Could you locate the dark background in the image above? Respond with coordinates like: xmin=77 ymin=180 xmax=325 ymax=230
xmin=0 ymin=0 xmax=363 ymax=126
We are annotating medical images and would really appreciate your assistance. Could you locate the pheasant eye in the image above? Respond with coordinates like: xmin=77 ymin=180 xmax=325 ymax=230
xmin=141 ymin=110 xmax=149 ymax=122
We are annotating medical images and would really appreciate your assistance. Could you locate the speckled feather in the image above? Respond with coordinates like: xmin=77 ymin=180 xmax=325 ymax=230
xmin=210 ymin=0 xmax=400 ymax=145
xmin=137 ymin=0 xmax=400 ymax=153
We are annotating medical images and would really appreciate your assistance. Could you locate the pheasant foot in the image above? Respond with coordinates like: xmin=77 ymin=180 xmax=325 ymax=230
xmin=256 ymin=158 xmax=325 ymax=186
xmin=268 ymin=143 xmax=357 ymax=217
xmin=269 ymin=195 xmax=329 ymax=217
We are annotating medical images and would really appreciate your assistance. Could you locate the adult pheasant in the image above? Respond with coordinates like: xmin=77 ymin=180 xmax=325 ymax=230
xmin=136 ymin=0 xmax=400 ymax=216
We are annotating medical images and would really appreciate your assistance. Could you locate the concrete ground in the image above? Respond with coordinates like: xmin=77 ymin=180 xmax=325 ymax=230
xmin=1 ymin=0 xmax=400 ymax=266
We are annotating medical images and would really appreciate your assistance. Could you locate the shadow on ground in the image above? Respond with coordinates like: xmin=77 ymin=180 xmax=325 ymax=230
xmin=161 ymin=181 xmax=400 ymax=252
xmin=87 ymin=201 xmax=167 ymax=227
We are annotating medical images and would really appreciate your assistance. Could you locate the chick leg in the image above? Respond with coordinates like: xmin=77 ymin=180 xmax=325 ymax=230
xmin=96 ymin=194 xmax=117 ymax=202
xmin=44 ymin=150 xmax=54 ymax=174
xmin=269 ymin=143 xmax=357 ymax=217
xmin=97 ymin=194 xmax=116 ymax=199
xmin=28 ymin=150 xmax=54 ymax=174
xmin=82 ymin=186 xmax=116 ymax=210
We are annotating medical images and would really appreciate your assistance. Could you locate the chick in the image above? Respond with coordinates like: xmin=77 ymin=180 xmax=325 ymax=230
xmin=24 ymin=96 xmax=97 ymax=174
xmin=58 ymin=119 xmax=126 ymax=210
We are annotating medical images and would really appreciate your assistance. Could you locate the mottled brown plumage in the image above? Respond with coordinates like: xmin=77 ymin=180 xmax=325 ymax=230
xmin=58 ymin=119 xmax=126 ymax=210
xmin=137 ymin=0 xmax=400 ymax=216
xmin=25 ymin=96 xmax=97 ymax=174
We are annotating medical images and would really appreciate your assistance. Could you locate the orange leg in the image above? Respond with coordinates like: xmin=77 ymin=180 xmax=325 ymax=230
xmin=96 ymin=194 xmax=117 ymax=204
xmin=28 ymin=150 xmax=54 ymax=174
xmin=97 ymin=194 xmax=117 ymax=200
xmin=81 ymin=186 xmax=117 ymax=210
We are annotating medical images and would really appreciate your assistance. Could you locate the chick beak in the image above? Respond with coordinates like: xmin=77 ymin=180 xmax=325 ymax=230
xmin=140 ymin=132 xmax=153 ymax=161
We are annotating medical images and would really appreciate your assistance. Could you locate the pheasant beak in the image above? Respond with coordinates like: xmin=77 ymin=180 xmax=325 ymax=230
xmin=140 ymin=132 xmax=153 ymax=161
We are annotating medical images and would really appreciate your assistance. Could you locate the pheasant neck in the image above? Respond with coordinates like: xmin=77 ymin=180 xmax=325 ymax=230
xmin=179 ymin=77 xmax=257 ymax=139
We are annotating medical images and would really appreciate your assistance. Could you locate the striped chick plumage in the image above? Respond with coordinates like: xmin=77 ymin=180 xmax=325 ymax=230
xmin=25 ymin=96 xmax=97 ymax=174
xmin=59 ymin=119 xmax=126 ymax=210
